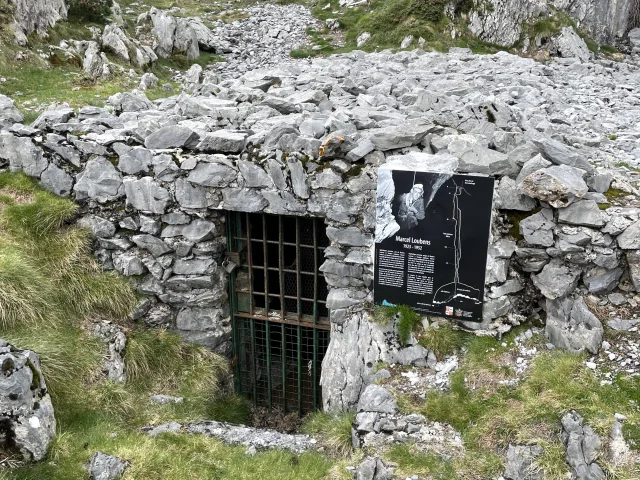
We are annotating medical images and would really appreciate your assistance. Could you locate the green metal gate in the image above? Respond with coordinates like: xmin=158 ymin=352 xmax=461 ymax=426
xmin=227 ymin=212 xmax=330 ymax=414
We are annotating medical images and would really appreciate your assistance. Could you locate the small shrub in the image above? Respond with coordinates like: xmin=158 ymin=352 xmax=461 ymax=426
xmin=67 ymin=0 xmax=112 ymax=21
xmin=410 ymin=0 xmax=447 ymax=23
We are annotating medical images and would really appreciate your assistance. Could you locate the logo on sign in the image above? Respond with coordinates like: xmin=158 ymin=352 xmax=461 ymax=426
xmin=445 ymin=306 xmax=453 ymax=316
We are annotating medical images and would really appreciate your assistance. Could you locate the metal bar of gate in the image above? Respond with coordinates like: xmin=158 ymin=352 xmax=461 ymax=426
xmin=266 ymin=321 xmax=272 ymax=410
xmin=233 ymin=311 xmax=330 ymax=330
xmin=262 ymin=215 xmax=272 ymax=410
xmin=249 ymin=317 xmax=257 ymax=406
xmin=297 ymin=325 xmax=302 ymax=413
xmin=245 ymin=213 xmax=254 ymax=316
xmin=281 ymin=322 xmax=286 ymax=412
xmin=313 ymin=219 xmax=319 ymax=326
xmin=262 ymin=214 xmax=269 ymax=319
xmin=278 ymin=216 xmax=285 ymax=320
xmin=313 ymin=328 xmax=318 ymax=411
xmin=295 ymin=217 xmax=301 ymax=323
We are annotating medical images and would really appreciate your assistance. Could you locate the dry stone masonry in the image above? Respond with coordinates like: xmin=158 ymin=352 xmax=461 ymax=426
xmin=2 ymin=45 xmax=640 ymax=411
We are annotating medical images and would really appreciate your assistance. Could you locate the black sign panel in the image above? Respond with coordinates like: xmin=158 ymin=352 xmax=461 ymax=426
xmin=374 ymin=168 xmax=494 ymax=322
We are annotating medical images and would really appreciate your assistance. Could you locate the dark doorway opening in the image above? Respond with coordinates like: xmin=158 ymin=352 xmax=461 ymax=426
xmin=227 ymin=212 xmax=330 ymax=415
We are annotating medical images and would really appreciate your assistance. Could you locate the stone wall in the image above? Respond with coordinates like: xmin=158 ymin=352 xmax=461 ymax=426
xmin=2 ymin=49 xmax=640 ymax=411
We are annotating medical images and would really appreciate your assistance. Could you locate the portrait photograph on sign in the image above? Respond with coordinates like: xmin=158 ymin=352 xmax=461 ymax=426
xmin=374 ymin=166 xmax=495 ymax=322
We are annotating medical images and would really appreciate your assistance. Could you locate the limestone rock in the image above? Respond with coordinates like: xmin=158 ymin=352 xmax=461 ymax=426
xmin=89 ymin=452 xmax=129 ymax=480
xmin=617 ymin=221 xmax=640 ymax=249
xmin=0 ymin=95 xmax=24 ymax=128
xmin=83 ymin=41 xmax=105 ymax=78
xmin=355 ymin=456 xmax=395 ymax=480
xmin=108 ymin=92 xmax=154 ymax=113
xmin=551 ymin=26 xmax=591 ymax=63
xmin=546 ymin=297 xmax=603 ymax=354
xmin=174 ymin=18 xmax=200 ymax=61
xmin=74 ymin=158 xmax=124 ymax=203
xmin=149 ymin=8 xmax=177 ymax=58
xmin=101 ymin=23 xmax=131 ymax=63
xmin=467 ymin=0 xmax=546 ymax=47
xmin=0 ymin=133 xmax=47 ymax=177
xmin=139 ymin=73 xmax=159 ymax=91
xmin=519 ymin=209 xmax=555 ymax=247
xmin=561 ymin=411 xmax=605 ymax=480
xmin=582 ymin=267 xmax=623 ymax=294
xmin=504 ymin=444 xmax=543 ymax=480
xmin=40 ymin=163 xmax=74 ymax=197
xmin=448 ymin=136 xmax=511 ymax=175
xmin=532 ymin=259 xmax=580 ymax=299
xmin=175 ymin=177 xmax=215 ymax=209
xmin=123 ymin=177 xmax=171 ymax=214
xmin=78 ymin=215 xmax=116 ymax=239
xmin=557 ymin=200 xmax=604 ymax=227
xmin=132 ymin=234 xmax=173 ymax=258
xmin=145 ymin=126 xmax=200 ymax=150
xmin=10 ymin=0 xmax=67 ymax=41
xmin=357 ymin=385 xmax=398 ymax=414
xmin=626 ymin=250 xmax=640 ymax=292
xmin=357 ymin=32 xmax=371 ymax=47
xmin=520 ymin=165 xmax=588 ymax=208
xmin=222 ymin=188 xmax=268 ymax=212
xmin=161 ymin=219 xmax=216 ymax=243
xmin=197 ymin=130 xmax=248 ymax=154
xmin=532 ymin=137 xmax=592 ymax=172
xmin=187 ymin=161 xmax=237 ymax=187
xmin=497 ymin=176 xmax=536 ymax=211
xmin=0 ymin=339 xmax=56 ymax=461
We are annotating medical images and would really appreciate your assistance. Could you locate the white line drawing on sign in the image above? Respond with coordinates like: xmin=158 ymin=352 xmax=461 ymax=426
xmin=432 ymin=179 xmax=482 ymax=305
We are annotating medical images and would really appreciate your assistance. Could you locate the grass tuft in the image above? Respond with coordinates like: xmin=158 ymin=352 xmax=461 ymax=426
xmin=125 ymin=328 xmax=228 ymax=398
xmin=385 ymin=444 xmax=457 ymax=479
xmin=301 ymin=412 xmax=355 ymax=457
xmin=418 ymin=322 xmax=465 ymax=359
xmin=374 ymin=304 xmax=422 ymax=346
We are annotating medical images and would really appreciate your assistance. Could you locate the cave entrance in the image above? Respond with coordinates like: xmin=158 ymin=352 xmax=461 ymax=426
xmin=226 ymin=212 xmax=330 ymax=415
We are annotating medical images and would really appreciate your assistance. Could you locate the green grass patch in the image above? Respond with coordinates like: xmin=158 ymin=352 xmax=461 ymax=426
xmin=301 ymin=412 xmax=355 ymax=457
xmin=0 ymin=173 xmax=137 ymax=327
xmin=417 ymin=322 xmax=465 ymax=359
xmin=385 ymin=444 xmax=456 ymax=479
xmin=402 ymin=345 xmax=640 ymax=480
xmin=604 ymin=187 xmax=630 ymax=201
xmin=309 ymin=0 xmax=503 ymax=55
xmin=600 ymin=44 xmax=620 ymax=54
